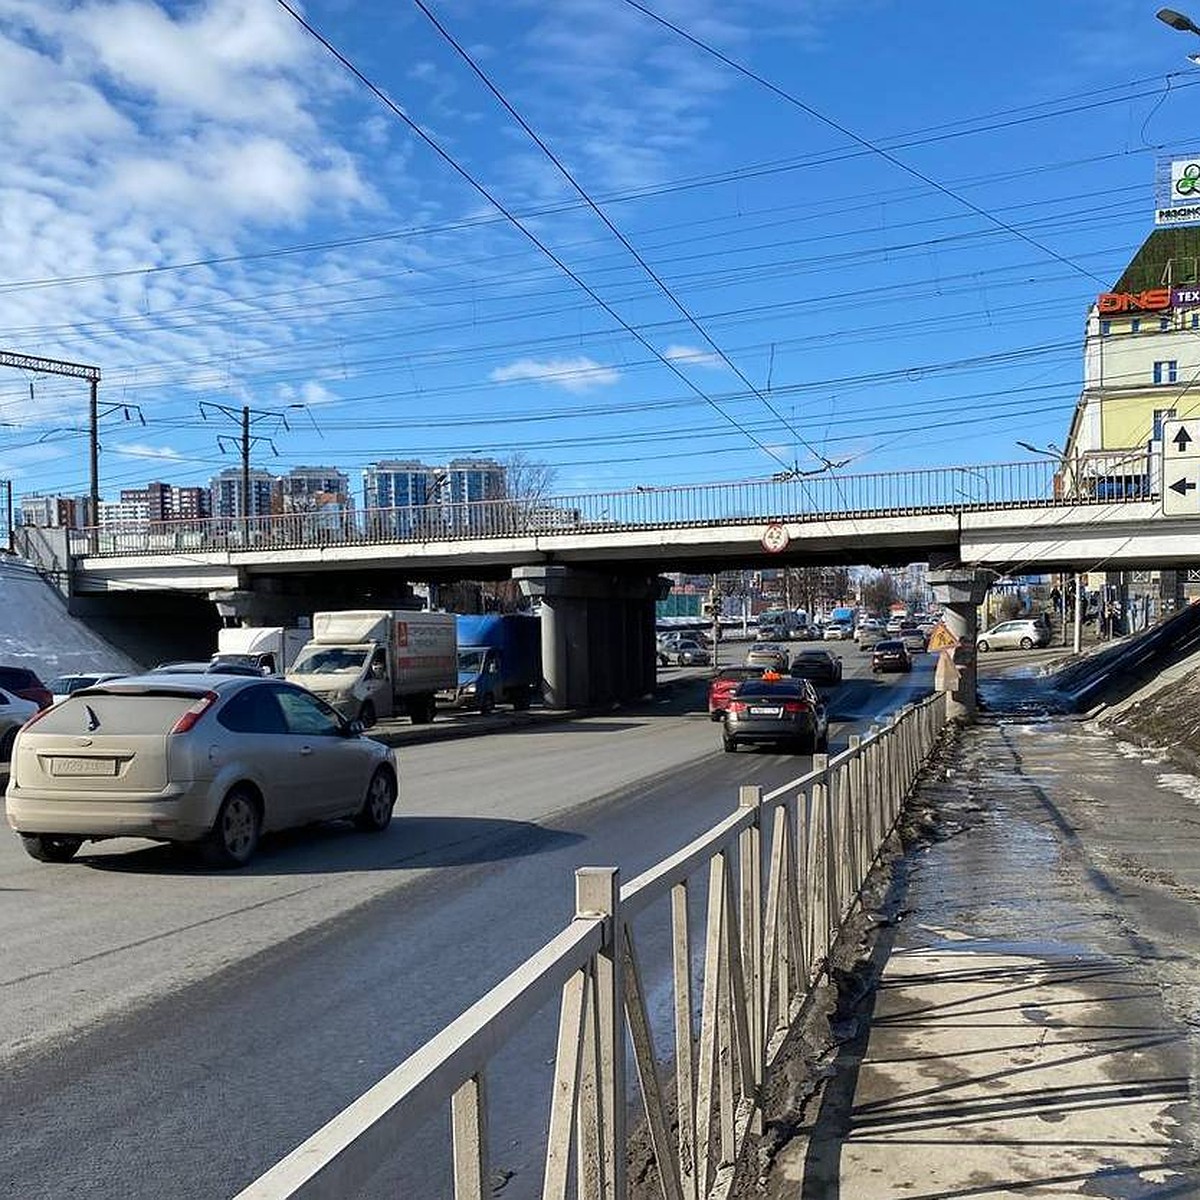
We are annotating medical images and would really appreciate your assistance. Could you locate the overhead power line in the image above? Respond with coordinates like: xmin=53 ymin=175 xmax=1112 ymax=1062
xmin=273 ymin=0 xmax=807 ymax=477
xmin=621 ymin=0 xmax=1112 ymax=289
xmin=409 ymin=0 xmax=837 ymax=471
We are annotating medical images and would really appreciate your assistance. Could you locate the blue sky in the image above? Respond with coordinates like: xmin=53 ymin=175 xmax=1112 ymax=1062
xmin=0 ymin=0 xmax=1196 ymax=505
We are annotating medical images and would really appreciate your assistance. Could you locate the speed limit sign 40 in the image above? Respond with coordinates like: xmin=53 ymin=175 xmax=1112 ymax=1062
xmin=761 ymin=523 xmax=789 ymax=553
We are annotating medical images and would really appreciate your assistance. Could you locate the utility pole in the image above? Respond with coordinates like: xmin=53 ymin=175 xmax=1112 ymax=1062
xmin=200 ymin=401 xmax=296 ymax=540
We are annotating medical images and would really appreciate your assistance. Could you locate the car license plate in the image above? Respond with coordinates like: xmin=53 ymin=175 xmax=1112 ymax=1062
xmin=51 ymin=757 xmax=118 ymax=777
xmin=749 ymin=706 xmax=782 ymax=717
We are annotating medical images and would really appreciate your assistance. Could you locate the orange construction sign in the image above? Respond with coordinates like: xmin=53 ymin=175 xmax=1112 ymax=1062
xmin=926 ymin=622 xmax=959 ymax=652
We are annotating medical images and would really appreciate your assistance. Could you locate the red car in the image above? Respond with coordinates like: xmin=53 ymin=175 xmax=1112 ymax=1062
xmin=0 ymin=665 xmax=52 ymax=710
xmin=708 ymin=666 xmax=762 ymax=721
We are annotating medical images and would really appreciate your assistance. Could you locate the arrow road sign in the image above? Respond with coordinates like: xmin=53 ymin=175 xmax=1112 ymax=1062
xmin=1162 ymin=419 xmax=1200 ymax=515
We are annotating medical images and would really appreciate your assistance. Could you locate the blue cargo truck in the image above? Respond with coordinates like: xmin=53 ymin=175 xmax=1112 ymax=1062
xmin=441 ymin=614 xmax=542 ymax=713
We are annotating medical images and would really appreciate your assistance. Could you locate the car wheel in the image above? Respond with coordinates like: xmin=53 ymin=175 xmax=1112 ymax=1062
xmin=792 ymin=737 xmax=816 ymax=756
xmin=722 ymin=735 xmax=737 ymax=753
xmin=479 ymin=693 xmax=496 ymax=716
xmin=20 ymin=834 xmax=83 ymax=863
xmin=1019 ymin=637 xmax=1034 ymax=650
xmin=677 ymin=655 xmax=687 ymax=667
xmin=411 ymin=695 xmax=437 ymax=724
xmin=358 ymin=700 xmax=377 ymax=728
xmin=355 ymin=767 xmax=397 ymax=832
xmin=205 ymin=788 xmax=261 ymax=868
xmin=0 ymin=727 xmax=16 ymax=762
xmin=977 ymin=640 xmax=990 ymax=653
xmin=658 ymin=653 xmax=669 ymax=667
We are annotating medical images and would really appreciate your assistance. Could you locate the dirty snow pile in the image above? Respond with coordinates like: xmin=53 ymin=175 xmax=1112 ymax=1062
xmin=0 ymin=557 xmax=139 ymax=680
xmin=1103 ymin=668 xmax=1200 ymax=770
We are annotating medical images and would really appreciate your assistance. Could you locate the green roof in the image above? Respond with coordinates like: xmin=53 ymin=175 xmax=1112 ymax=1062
xmin=1111 ymin=227 xmax=1200 ymax=292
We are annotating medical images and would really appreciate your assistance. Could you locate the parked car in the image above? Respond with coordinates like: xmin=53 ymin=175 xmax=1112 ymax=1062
xmin=871 ymin=639 xmax=912 ymax=673
xmin=0 ymin=686 xmax=39 ymax=761
xmin=674 ymin=639 xmax=711 ymax=666
xmin=721 ymin=676 xmax=829 ymax=754
xmin=45 ymin=673 xmax=127 ymax=704
xmin=788 ymin=649 xmax=843 ymax=686
xmin=5 ymin=674 xmax=399 ymax=866
xmin=976 ymin=619 xmax=1051 ymax=652
xmin=898 ymin=625 xmax=928 ymax=654
xmin=708 ymin=666 xmax=763 ymax=721
xmin=0 ymin=666 xmax=53 ymax=710
xmin=744 ymin=643 xmax=789 ymax=671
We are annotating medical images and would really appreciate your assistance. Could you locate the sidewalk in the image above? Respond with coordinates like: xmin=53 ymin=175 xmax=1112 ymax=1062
xmin=756 ymin=716 xmax=1200 ymax=1199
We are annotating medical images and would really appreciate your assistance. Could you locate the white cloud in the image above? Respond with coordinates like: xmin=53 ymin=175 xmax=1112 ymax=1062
xmin=490 ymin=356 xmax=621 ymax=393
xmin=663 ymin=344 xmax=725 ymax=369
xmin=110 ymin=441 xmax=184 ymax=461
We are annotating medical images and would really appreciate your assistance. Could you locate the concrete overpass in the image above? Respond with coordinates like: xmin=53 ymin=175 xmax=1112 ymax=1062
xmin=23 ymin=455 xmax=1189 ymax=713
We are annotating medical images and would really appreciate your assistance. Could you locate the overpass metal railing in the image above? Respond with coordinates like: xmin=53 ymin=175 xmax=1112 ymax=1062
xmin=236 ymin=692 xmax=948 ymax=1200
xmin=69 ymin=454 xmax=1153 ymax=558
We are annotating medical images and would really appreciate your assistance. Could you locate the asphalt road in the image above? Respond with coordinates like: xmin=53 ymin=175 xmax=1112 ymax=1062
xmin=0 ymin=644 xmax=934 ymax=1199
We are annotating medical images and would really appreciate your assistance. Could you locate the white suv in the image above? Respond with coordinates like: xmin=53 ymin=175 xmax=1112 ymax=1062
xmin=976 ymin=619 xmax=1050 ymax=652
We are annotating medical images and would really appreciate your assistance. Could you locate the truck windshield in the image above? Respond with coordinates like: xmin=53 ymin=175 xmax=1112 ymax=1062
xmin=457 ymin=649 xmax=487 ymax=674
xmin=290 ymin=647 xmax=367 ymax=675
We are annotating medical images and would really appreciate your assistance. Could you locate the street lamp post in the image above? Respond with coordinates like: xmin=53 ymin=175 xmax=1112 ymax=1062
xmin=1157 ymin=8 xmax=1200 ymax=60
xmin=1016 ymin=440 xmax=1084 ymax=652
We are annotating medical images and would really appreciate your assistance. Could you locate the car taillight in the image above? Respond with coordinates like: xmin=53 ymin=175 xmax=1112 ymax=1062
xmin=782 ymin=701 xmax=811 ymax=714
xmin=170 ymin=691 xmax=218 ymax=735
xmin=728 ymin=700 xmax=748 ymax=714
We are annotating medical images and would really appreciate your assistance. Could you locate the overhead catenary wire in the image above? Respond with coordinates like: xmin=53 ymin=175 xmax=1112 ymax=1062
xmin=271 ymin=0 xmax=810 ymax=478
xmin=621 ymin=0 xmax=1111 ymax=290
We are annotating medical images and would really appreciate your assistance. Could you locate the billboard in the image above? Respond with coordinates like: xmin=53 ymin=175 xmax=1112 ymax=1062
xmin=1155 ymin=154 xmax=1200 ymax=226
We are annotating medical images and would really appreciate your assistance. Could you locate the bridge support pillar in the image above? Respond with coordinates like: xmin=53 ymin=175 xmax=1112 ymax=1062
xmin=514 ymin=566 xmax=670 ymax=709
xmin=929 ymin=568 xmax=992 ymax=723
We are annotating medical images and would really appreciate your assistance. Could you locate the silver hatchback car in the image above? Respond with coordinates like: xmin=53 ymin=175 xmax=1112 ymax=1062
xmin=5 ymin=674 xmax=398 ymax=867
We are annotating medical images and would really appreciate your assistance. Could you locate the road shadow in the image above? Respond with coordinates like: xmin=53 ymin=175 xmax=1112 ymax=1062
xmin=74 ymin=814 xmax=583 ymax=877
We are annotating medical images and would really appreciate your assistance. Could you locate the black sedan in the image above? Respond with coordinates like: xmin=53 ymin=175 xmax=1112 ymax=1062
xmin=788 ymin=649 xmax=843 ymax=686
xmin=722 ymin=677 xmax=829 ymax=754
xmin=871 ymin=639 xmax=912 ymax=673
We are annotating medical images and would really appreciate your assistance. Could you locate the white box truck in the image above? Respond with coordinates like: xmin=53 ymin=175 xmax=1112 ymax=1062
xmin=211 ymin=626 xmax=309 ymax=676
xmin=286 ymin=610 xmax=456 ymax=726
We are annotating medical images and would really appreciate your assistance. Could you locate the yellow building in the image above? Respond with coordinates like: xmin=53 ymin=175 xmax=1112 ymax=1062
xmin=1065 ymin=227 xmax=1200 ymax=487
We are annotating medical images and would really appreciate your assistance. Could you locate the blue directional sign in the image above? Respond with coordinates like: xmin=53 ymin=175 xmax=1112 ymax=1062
xmin=1162 ymin=419 xmax=1200 ymax=515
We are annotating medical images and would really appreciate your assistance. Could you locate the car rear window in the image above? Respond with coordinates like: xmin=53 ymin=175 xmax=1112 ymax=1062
xmin=29 ymin=690 xmax=203 ymax=735
xmin=733 ymin=681 xmax=803 ymax=699
xmin=875 ymin=640 xmax=904 ymax=650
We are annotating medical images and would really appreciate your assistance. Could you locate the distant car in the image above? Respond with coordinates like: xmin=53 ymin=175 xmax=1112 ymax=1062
xmin=151 ymin=660 xmax=266 ymax=677
xmin=886 ymin=616 xmax=906 ymax=634
xmin=722 ymin=676 xmax=829 ymax=754
xmin=655 ymin=638 xmax=672 ymax=667
xmin=708 ymin=666 xmax=763 ymax=721
xmin=898 ymin=625 xmax=927 ymax=654
xmin=788 ymin=649 xmax=843 ymax=686
xmin=5 ymin=675 xmax=398 ymax=866
xmin=0 ymin=666 xmax=53 ymax=710
xmin=823 ymin=623 xmax=852 ymax=641
xmin=745 ymin=643 xmax=789 ymax=671
xmin=0 ymin=686 xmax=39 ymax=762
xmin=976 ymin=619 xmax=1051 ymax=652
xmin=674 ymin=640 xmax=711 ymax=666
xmin=855 ymin=620 xmax=884 ymax=650
xmin=871 ymin=640 xmax=912 ymax=673
xmin=45 ymin=673 xmax=126 ymax=704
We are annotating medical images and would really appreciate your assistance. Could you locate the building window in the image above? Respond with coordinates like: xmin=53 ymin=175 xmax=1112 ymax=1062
xmin=1192 ymin=313 xmax=1199 ymax=330
xmin=1100 ymin=319 xmax=1111 ymax=336
xmin=1130 ymin=318 xmax=1141 ymax=333
xmin=1153 ymin=408 xmax=1177 ymax=439
xmin=1153 ymin=360 xmax=1178 ymax=385
xmin=1161 ymin=316 xmax=1171 ymax=331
